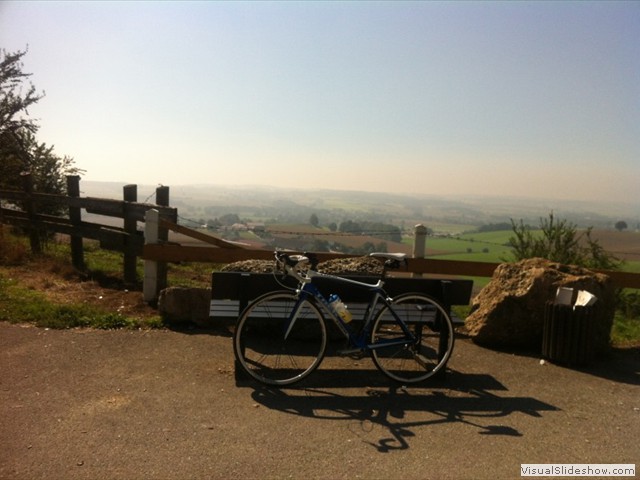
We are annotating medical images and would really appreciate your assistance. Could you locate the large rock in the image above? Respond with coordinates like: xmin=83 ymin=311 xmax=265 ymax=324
xmin=158 ymin=287 xmax=212 ymax=326
xmin=465 ymin=258 xmax=614 ymax=353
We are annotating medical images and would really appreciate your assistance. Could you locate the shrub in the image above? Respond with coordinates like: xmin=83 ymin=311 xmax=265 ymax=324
xmin=508 ymin=212 xmax=621 ymax=270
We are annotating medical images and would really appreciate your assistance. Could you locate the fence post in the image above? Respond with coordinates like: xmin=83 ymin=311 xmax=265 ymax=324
xmin=123 ymin=184 xmax=138 ymax=285
xmin=155 ymin=185 xmax=170 ymax=292
xmin=20 ymin=172 xmax=41 ymax=254
xmin=413 ymin=224 xmax=427 ymax=278
xmin=67 ymin=175 xmax=84 ymax=270
xmin=143 ymin=209 xmax=159 ymax=304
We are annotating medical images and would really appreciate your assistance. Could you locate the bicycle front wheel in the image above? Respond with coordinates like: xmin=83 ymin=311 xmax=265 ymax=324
xmin=370 ymin=293 xmax=455 ymax=384
xmin=233 ymin=291 xmax=327 ymax=386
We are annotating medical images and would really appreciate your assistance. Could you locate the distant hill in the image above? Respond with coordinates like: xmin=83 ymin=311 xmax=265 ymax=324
xmin=79 ymin=180 xmax=638 ymax=233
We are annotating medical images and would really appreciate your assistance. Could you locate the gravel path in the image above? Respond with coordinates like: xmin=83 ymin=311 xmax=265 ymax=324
xmin=1 ymin=322 xmax=638 ymax=479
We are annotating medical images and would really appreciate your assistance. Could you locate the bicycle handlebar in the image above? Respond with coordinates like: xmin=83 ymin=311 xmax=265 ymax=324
xmin=275 ymin=251 xmax=312 ymax=283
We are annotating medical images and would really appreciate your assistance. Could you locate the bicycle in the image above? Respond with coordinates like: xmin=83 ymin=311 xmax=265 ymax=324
xmin=233 ymin=251 xmax=455 ymax=386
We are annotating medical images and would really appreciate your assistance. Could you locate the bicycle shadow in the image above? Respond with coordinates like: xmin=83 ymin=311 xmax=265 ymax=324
xmin=244 ymin=369 xmax=559 ymax=452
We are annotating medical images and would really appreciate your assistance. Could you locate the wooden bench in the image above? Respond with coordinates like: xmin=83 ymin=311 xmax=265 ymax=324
xmin=210 ymin=272 xmax=473 ymax=325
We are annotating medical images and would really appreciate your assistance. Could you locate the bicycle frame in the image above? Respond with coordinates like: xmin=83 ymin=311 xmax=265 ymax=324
xmin=286 ymin=270 xmax=418 ymax=352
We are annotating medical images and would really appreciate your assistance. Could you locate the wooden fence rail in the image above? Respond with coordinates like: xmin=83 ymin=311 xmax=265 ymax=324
xmin=142 ymin=241 xmax=640 ymax=288
xmin=0 ymin=174 xmax=177 ymax=284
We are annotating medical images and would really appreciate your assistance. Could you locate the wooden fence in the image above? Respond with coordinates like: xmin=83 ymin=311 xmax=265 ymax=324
xmin=0 ymin=173 xmax=177 ymax=285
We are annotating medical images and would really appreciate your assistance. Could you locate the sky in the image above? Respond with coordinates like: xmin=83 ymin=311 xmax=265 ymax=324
xmin=1 ymin=1 xmax=639 ymax=204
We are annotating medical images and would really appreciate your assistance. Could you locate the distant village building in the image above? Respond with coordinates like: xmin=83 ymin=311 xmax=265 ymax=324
xmin=247 ymin=223 xmax=265 ymax=232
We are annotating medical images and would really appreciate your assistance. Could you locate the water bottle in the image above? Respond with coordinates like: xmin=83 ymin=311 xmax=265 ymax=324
xmin=328 ymin=294 xmax=352 ymax=323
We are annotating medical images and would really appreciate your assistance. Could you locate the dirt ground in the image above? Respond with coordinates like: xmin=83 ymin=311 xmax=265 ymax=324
xmin=1 ymin=319 xmax=638 ymax=480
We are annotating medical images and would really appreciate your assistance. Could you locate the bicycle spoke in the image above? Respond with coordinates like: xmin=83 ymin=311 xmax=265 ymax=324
xmin=370 ymin=294 xmax=454 ymax=383
xmin=234 ymin=292 xmax=327 ymax=386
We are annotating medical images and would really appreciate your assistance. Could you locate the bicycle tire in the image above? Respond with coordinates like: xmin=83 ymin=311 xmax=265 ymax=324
xmin=370 ymin=293 xmax=455 ymax=384
xmin=233 ymin=291 xmax=327 ymax=386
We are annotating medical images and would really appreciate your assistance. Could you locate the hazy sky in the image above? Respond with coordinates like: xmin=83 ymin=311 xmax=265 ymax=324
xmin=2 ymin=1 xmax=639 ymax=204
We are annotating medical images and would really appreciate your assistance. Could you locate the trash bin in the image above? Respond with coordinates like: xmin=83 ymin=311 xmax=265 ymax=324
xmin=542 ymin=301 xmax=595 ymax=366
xmin=542 ymin=287 xmax=597 ymax=366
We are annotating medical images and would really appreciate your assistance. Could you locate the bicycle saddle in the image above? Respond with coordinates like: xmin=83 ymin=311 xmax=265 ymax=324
xmin=368 ymin=252 xmax=407 ymax=262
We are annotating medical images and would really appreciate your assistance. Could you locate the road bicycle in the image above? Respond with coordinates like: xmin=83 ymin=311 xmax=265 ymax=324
xmin=233 ymin=251 xmax=455 ymax=386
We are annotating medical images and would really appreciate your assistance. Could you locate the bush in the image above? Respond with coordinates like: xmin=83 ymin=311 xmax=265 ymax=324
xmin=508 ymin=212 xmax=621 ymax=270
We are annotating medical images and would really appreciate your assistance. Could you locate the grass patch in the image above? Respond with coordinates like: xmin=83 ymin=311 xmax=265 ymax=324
xmin=612 ymin=289 xmax=640 ymax=346
xmin=611 ymin=314 xmax=640 ymax=346
xmin=0 ymin=274 xmax=163 ymax=330
xmin=46 ymin=239 xmax=214 ymax=288
xmin=167 ymin=262 xmax=218 ymax=288
xmin=82 ymin=241 xmax=132 ymax=277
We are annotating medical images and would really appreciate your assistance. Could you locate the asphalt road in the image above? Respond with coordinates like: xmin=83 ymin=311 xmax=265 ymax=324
xmin=1 ymin=322 xmax=638 ymax=480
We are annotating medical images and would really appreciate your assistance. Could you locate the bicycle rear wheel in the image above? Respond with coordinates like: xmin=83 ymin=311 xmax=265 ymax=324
xmin=370 ymin=293 xmax=454 ymax=383
xmin=233 ymin=291 xmax=327 ymax=386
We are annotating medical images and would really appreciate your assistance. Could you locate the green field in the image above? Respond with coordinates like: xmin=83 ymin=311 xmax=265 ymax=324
xmin=424 ymin=222 xmax=478 ymax=235
xmin=427 ymin=232 xmax=512 ymax=263
xmin=426 ymin=230 xmax=640 ymax=274
xmin=624 ymin=262 xmax=640 ymax=274
xmin=421 ymin=230 xmax=640 ymax=305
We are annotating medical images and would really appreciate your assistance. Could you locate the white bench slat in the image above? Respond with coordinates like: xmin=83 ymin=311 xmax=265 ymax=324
xmin=209 ymin=300 xmax=462 ymax=324
xmin=209 ymin=300 xmax=240 ymax=317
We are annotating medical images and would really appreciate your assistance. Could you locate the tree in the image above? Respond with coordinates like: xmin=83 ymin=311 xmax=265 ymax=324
xmin=218 ymin=213 xmax=240 ymax=226
xmin=1 ymin=48 xmax=42 ymax=189
xmin=339 ymin=220 xmax=361 ymax=234
xmin=309 ymin=213 xmax=319 ymax=227
xmin=0 ymin=48 xmax=80 ymax=196
xmin=614 ymin=220 xmax=628 ymax=232
xmin=508 ymin=212 xmax=621 ymax=270
xmin=0 ymin=49 xmax=41 ymax=136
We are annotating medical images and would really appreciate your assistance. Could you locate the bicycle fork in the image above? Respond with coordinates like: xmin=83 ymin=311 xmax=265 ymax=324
xmin=283 ymin=295 xmax=307 ymax=341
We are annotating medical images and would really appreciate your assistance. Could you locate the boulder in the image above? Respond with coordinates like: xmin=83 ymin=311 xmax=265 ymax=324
xmin=465 ymin=258 xmax=614 ymax=353
xmin=158 ymin=287 xmax=212 ymax=326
